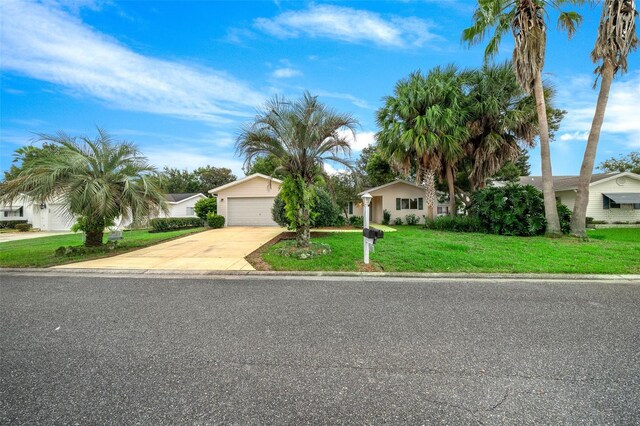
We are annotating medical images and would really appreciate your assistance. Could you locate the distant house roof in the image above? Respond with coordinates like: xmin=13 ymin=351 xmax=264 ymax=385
xmin=357 ymin=179 xmax=423 ymax=196
xmin=208 ymin=173 xmax=283 ymax=194
xmin=164 ymin=193 xmax=205 ymax=203
xmin=518 ymin=173 xmax=628 ymax=191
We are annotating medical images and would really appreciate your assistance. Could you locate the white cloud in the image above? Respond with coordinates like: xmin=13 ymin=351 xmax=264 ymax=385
xmin=0 ymin=0 xmax=265 ymax=125
xmin=272 ymin=67 xmax=302 ymax=79
xmin=338 ymin=129 xmax=376 ymax=151
xmin=254 ymin=5 xmax=439 ymax=48
xmin=556 ymin=71 xmax=640 ymax=148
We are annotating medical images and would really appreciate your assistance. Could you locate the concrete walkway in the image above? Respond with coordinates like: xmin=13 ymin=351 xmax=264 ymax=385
xmin=54 ymin=227 xmax=282 ymax=271
xmin=0 ymin=231 xmax=73 ymax=243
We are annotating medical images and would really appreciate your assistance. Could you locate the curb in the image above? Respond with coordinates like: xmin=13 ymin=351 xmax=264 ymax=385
xmin=1 ymin=268 xmax=639 ymax=283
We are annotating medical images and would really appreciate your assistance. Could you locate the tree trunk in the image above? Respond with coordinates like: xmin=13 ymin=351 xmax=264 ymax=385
xmin=571 ymin=63 xmax=614 ymax=238
xmin=532 ymin=71 xmax=562 ymax=237
xmin=84 ymin=230 xmax=104 ymax=247
xmin=446 ymin=165 xmax=456 ymax=217
xmin=423 ymin=170 xmax=436 ymax=221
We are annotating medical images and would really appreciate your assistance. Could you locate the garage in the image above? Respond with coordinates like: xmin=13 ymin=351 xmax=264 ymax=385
xmin=209 ymin=173 xmax=282 ymax=227
xmin=227 ymin=197 xmax=277 ymax=226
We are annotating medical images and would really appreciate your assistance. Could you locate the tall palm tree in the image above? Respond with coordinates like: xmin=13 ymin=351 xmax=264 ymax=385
xmin=463 ymin=0 xmax=584 ymax=236
xmin=0 ymin=130 xmax=167 ymax=247
xmin=571 ymin=0 xmax=638 ymax=238
xmin=376 ymin=66 xmax=468 ymax=219
xmin=237 ymin=92 xmax=357 ymax=247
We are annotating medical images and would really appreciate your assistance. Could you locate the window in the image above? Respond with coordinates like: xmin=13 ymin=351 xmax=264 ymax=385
xmin=186 ymin=207 xmax=195 ymax=216
xmin=603 ymin=195 xmax=620 ymax=209
xmin=3 ymin=207 xmax=23 ymax=218
xmin=396 ymin=198 xmax=423 ymax=210
xmin=348 ymin=201 xmax=353 ymax=215
xmin=437 ymin=206 xmax=449 ymax=215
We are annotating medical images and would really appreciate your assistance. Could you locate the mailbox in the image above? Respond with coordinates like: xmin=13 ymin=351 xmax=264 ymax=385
xmin=362 ymin=227 xmax=384 ymax=242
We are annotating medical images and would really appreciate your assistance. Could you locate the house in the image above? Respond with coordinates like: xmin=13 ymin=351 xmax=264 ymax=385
xmin=349 ymin=180 xmax=451 ymax=223
xmin=519 ymin=172 xmax=640 ymax=223
xmin=0 ymin=193 xmax=207 ymax=231
xmin=209 ymin=173 xmax=282 ymax=226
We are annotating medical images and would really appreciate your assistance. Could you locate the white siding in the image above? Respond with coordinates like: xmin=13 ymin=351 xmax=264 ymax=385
xmin=587 ymin=176 xmax=640 ymax=223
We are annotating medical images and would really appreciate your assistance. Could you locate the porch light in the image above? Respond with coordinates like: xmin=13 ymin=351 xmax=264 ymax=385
xmin=39 ymin=203 xmax=47 ymax=209
xmin=361 ymin=192 xmax=372 ymax=207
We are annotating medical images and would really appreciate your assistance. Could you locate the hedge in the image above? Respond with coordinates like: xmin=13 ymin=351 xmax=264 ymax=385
xmin=15 ymin=223 xmax=33 ymax=232
xmin=206 ymin=213 xmax=225 ymax=229
xmin=149 ymin=217 xmax=202 ymax=232
xmin=0 ymin=220 xmax=28 ymax=229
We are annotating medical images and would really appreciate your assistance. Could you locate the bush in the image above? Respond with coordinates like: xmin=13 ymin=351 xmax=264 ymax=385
xmin=149 ymin=217 xmax=202 ymax=232
xmin=194 ymin=197 xmax=217 ymax=220
xmin=55 ymin=241 xmax=118 ymax=257
xmin=405 ymin=214 xmax=420 ymax=225
xmin=393 ymin=217 xmax=403 ymax=225
xmin=423 ymin=216 xmax=482 ymax=233
xmin=469 ymin=184 xmax=571 ymax=236
xmin=311 ymin=188 xmax=342 ymax=227
xmin=206 ymin=213 xmax=225 ymax=228
xmin=334 ymin=215 xmax=347 ymax=226
xmin=15 ymin=223 xmax=33 ymax=232
xmin=71 ymin=216 xmax=115 ymax=233
xmin=557 ymin=203 xmax=572 ymax=234
xmin=382 ymin=210 xmax=391 ymax=225
xmin=349 ymin=215 xmax=364 ymax=227
xmin=0 ymin=220 xmax=28 ymax=229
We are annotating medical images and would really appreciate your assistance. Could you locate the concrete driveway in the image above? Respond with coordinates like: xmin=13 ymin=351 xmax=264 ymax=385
xmin=54 ymin=226 xmax=282 ymax=271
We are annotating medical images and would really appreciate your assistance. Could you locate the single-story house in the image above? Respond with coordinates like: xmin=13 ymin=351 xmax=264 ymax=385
xmin=519 ymin=172 xmax=640 ymax=223
xmin=350 ymin=180 xmax=451 ymax=223
xmin=0 ymin=193 xmax=207 ymax=231
xmin=209 ymin=173 xmax=282 ymax=226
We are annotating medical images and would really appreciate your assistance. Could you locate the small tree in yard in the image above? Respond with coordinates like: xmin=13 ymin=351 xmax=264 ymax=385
xmin=0 ymin=129 xmax=166 ymax=247
xmin=194 ymin=197 xmax=217 ymax=221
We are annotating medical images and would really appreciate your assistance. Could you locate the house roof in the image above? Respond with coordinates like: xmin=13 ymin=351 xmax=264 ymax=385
xmin=208 ymin=173 xmax=283 ymax=194
xmin=357 ymin=179 xmax=423 ymax=196
xmin=518 ymin=172 xmax=640 ymax=191
xmin=164 ymin=193 xmax=205 ymax=203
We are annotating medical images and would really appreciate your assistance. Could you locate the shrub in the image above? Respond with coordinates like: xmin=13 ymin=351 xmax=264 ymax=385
xmin=393 ymin=217 xmax=403 ymax=225
xmin=311 ymin=188 xmax=342 ymax=227
xmin=71 ymin=216 xmax=114 ymax=233
xmin=349 ymin=215 xmax=364 ymax=227
xmin=591 ymin=220 xmax=607 ymax=225
xmin=423 ymin=216 xmax=482 ymax=233
xmin=334 ymin=215 xmax=347 ymax=226
xmin=0 ymin=220 xmax=28 ymax=229
xmin=469 ymin=184 xmax=571 ymax=236
xmin=15 ymin=223 xmax=33 ymax=232
xmin=206 ymin=213 xmax=225 ymax=228
xmin=405 ymin=214 xmax=419 ymax=225
xmin=382 ymin=210 xmax=391 ymax=225
xmin=272 ymin=194 xmax=289 ymax=228
xmin=55 ymin=241 xmax=118 ymax=257
xmin=194 ymin=197 xmax=217 ymax=220
xmin=149 ymin=217 xmax=202 ymax=232
xmin=585 ymin=217 xmax=594 ymax=225
xmin=557 ymin=203 xmax=572 ymax=234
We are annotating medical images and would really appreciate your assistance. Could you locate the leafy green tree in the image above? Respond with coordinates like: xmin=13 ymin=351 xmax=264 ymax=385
xmin=329 ymin=172 xmax=359 ymax=218
xmin=598 ymin=151 xmax=640 ymax=174
xmin=463 ymin=0 xmax=584 ymax=236
xmin=2 ymin=143 xmax=63 ymax=183
xmin=365 ymin=151 xmax=396 ymax=188
xmin=246 ymin=154 xmax=286 ymax=179
xmin=571 ymin=1 xmax=638 ymax=237
xmin=0 ymin=130 xmax=166 ymax=247
xmin=193 ymin=166 xmax=236 ymax=193
xmin=237 ymin=92 xmax=357 ymax=247
xmin=194 ymin=197 xmax=217 ymax=220
xmin=161 ymin=167 xmax=199 ymax=193
xmin=492 ymin=146 xmax=532 ymax=182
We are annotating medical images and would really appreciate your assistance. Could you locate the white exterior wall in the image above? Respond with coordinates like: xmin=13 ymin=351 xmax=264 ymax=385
xmin=215 ymin=176 xmax=281 ymax=227
xmin=586 ymin=176 xmax=640 ymax=223
xmin=556 ymin=190 xmax=577 ymax=210
xmin=159 ymin=195 xmax=206 ymax=219
xmin=0 ymin=195 xmax=32 ymax=224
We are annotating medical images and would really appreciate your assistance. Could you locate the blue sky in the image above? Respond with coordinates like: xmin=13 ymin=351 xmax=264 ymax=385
xmin=1 ymin=0 xmax=638 ymax=179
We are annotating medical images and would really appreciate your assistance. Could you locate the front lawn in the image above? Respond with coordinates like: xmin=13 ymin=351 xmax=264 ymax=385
xmin=262 ymin=226 xmax=640 ymax=274
xmin=0 ymin=228 xmax=206 ymax=268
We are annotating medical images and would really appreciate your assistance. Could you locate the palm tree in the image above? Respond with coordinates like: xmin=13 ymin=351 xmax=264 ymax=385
xmin=236 ymin=92 xmax=357 ymax=247
xmin=0 ymin=130 xmax=167 ymax=247
xmin=376 ymin=66 xmax=468 ymax=219
xmin=571 ymin=0 xmax=638 ymax=238
xmin=463 ymin=0 xmax=584 ymax=236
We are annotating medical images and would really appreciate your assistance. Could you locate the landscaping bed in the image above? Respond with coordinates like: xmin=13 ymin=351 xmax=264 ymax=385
xmin=260 ymin=226 xmax=640 ymax=274
xmin=0 ymin=227 xmax=207 ymax=268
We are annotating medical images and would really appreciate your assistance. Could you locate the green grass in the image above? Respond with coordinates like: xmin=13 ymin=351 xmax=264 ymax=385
xmin=0 ymin=228 xmax=206 ymax=268
xmin=263 ymin=226 xmax=640 ymax=274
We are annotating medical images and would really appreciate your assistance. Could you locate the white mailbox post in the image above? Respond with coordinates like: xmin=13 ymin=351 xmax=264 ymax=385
xmin=362 ymin=192 xmax=372 ymax=264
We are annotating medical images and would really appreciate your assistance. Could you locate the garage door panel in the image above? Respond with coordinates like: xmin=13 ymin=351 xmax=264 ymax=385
xmin=227 ymin=197 xmax=277 ymax=226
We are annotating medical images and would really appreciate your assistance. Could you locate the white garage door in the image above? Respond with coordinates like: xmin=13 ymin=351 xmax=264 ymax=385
xmin=227 ymin=197 xmax=277 ymax=226
xmin=46 ymin=205 xmax=75 ymax=231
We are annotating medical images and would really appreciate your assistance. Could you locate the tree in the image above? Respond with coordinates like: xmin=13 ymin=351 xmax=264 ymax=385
xmin=237 ymin=92 xmax=357 ymax=247
xmin=194 ymin=197 xmax=217 ymax=220
xmin=245 ymin=154 xmax=286 ymax=180
xmin=161 ymin=167 xmax=199 ymax=193
xmin=598 ymin=151 xmax=640 ymax=174
xmin=571 ymin=1 xmax=638 ymax=238
xmin=492 ymin=146 xmax=532 ymax=182
xmin=463 ymin=0 xmax=584 ymax=236
xmin=193 ymin=166 xmax=236 ymax=193
xmin=2 ymin=143 xmax=63 ymax=182
xmin=377 ymin=66 xmax=468 ymax=219
xmin=329 ymin=172 xmax=359 ymax=217
xmin=0 ymin=130 xmax=166 ymax=247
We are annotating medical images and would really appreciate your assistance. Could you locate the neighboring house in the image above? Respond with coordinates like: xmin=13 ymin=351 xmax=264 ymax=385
xmin=519 ymin=172 xmax=640 ymax=223
xmin=349 ymin=180 xmax=450 ymax=223
xmin=0 ymin=193 xmax=207 ymax=231
xmin=209 ymin=173 xmax=282 ymax=226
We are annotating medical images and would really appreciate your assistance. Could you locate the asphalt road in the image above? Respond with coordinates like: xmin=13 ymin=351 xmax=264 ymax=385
xmin=1 ymin=273 xmax=639 ymax=424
